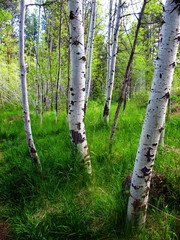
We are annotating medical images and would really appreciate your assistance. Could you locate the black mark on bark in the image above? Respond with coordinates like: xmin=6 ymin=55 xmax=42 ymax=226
xmin=141 ymin=166 xmax=151 ymax=176
xmin=30 ymin=147 xmax=36 ymax=154
xmin=70 ymin=130 xmax=84 ymax=144
xmin=159 ymin=127 xmax=164 ymax=133
xmin=152 ymin=143 xmax=157 ymax=146
xmin=147 ymin=134 xmax=150 ymax=139
xmin=144 ymin=147 xmax=154 ymax=162
xmin=75 ymin=122 xmax=81 ymax=130
xmin=72 ymin=40 xmax=82 ymax=45
xmin=103 ymin=103 xmax=109 ymax=117
xmin=161 ymin=92 xmax=170 ymax=99
xmin=70 ymin=11 xmax=75 ymax=20
xmin=169 ymin=62 xmax=176 ymax=67
xmin=132 ymin=183 xmax=140 ymax=190
xmin=79 ymin=56 xmax=86 ymax=61
xmin=132 ymin=199 xmax=142 ymax=210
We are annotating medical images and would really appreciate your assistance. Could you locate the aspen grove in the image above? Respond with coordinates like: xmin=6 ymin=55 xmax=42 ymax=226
xmin=0 ymin=0 xmax=179 ymax=239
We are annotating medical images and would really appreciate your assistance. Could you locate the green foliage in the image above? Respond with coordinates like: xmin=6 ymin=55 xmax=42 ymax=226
xmin=0 ymin=100 xmax=179 ymax=239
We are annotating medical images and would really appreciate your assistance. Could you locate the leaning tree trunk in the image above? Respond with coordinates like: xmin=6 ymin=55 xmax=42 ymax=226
xmin=110 ymin=0 xmax=147 ymax=146
xmin=127 ymin=0 xmax=180 ymax=226
xmin=19 ymin=0 xmax=42 ymax=172
xmin=68 ymin=0 xmax=92 ymax=175
xmin=103 ymin=0 xmax=122 ymax=124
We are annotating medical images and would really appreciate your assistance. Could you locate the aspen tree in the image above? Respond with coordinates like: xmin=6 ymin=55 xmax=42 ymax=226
xmin=19 ymin=0 xmax=42 ymax=172
xmin=110 ymin=0 xmax=147 ymax=145
xmin=68 ymin=0 xmax=92 ymax=174
xmin=103 ymin=0 xmax=122 ymax=123
xmin=85 ymin=0 xmax=96 ymax=106
xmin=127 ymin=0 xmax=180 ymax=226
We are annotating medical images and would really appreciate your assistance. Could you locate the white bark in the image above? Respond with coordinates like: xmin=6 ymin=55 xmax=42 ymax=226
xmin=127 ymin=0 xmax=180 ymax=226
xmin=105 ymin=0 xmax=114 ymax=111
xmin=19 ymin=0 xmax=42 ymax=172
xmin=85 ymin=0 xmax=96 ymax=101
xmin=103 ymin=0 xmax=122 ymax=123
xmin=68 ymin=0 xmax=92 ymax=175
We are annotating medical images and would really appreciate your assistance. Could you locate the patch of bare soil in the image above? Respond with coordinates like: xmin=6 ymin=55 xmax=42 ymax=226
xmin=7 ymin=115 xmax=22 ymax=123
xmin=123 ymin=171 xmax=178 ymax=204
xmin=0 ymin=219 xmax=11 ymax=240
xmin=173 ymin=105 xmax=180 ymax=116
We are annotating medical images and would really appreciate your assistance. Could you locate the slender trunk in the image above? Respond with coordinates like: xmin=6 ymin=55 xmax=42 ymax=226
xmin=106 ymin=0 xmax=114 ymax=98
xmin=127 ymin=0 xmax=179 ymax=226
xmin=85 ymin=0 xmax=96 ymax=107
xmin=103 ymin=0 xmax=122 ymax=123
xmin=19 ymin=0 xmax=42 ymax=172
xmin=68 ymin=0 xmax=92 ymax=175
xmin=110 ymin=0 xmax=147 ymax=146
xmin=55 ymin=5 xmax=62 ymax=123
xmin=85 ymin=0 xmax=93 ymax=56
xmin=66 ymin=49 xmax=71 ymax=116
xmin=35 ymin=3 xmax=41 ymax=116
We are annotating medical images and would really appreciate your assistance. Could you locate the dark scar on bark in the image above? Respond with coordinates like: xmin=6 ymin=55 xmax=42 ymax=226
xmin=30 ymin=147 xmax=37 ymax=154
xmin=145 ymin=176 xmax=151 ymax=183
xmin=169 ymin=62 xmax=175 ymax=67
xmin=70 ymin=88 xmax=73 ymax=91
xmin=75 ymin=122 xmax=81 ymax=130
xmin=103 ymin=103 xmax=109 ymax=117
xmin=147 ymin=134 xmax=150 ymax=139
xmin=132 ymin=199 xmax=142 ymax=210
xmin=132 ymin=183 xmax=140 ymax=190
xmin=70 ymin=11 xmax=75 ymax=20
xmin=70 ymin=130 xmax=85 ymax=144
xmin=137 ymin=175 xmax=143 ymax=179
xmin=152 ymin=143 xmax=157 ymax=146
xmin=79 ymin=56 xmax=86 ymax=61
xmin=159 ymin=127 xmax=164 ymax=133
xmin=72 ymin=40 xmax=82 ymax=45
xmin=161 ymin=92 xmax=170 ymax=99
xmin=141 ymin=166 xmax=151 ymax=176
xmin=144 ymin=147 xmax=154 ymax=162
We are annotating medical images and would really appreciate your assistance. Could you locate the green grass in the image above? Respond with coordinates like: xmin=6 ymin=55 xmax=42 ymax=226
xmin=0 ymin=100 xmax=179 ymax=240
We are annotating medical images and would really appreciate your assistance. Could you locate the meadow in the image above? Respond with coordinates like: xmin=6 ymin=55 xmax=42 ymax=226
xmin=0 ymin=98 xmax=179 ymax=240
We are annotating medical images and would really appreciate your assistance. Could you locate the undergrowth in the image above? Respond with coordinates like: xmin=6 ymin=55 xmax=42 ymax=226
xmin=0 ymin=100 xmax=179 ymax=240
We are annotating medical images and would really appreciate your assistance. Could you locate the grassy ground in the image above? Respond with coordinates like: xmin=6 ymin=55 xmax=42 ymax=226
xmin=0 ymin=99 xmax=179 ymax=240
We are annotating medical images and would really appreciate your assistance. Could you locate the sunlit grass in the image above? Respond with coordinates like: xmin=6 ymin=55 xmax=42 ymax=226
xmin=0 ymin=99 xmax=179 ymax=239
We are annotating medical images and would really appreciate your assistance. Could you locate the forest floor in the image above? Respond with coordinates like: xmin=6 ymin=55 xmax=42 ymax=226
xmin=0 ymin=99 xmax=179 ymax=240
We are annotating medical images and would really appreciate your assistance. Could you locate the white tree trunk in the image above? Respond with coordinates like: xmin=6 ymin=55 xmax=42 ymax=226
xmin=19 ymin=0 xmax=42 ymax=172
xmin=85 ymin=0 xmax=96 ymax=102
xmin=105 ymin=0 xmax=114 ymax=111
xmin=68 ymin=0 xmax=92 ymax=175
xmin=103 ymin=0 xmax=121 ymax=123
xmin=127 ymin=0 xmax=180 ymax=226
